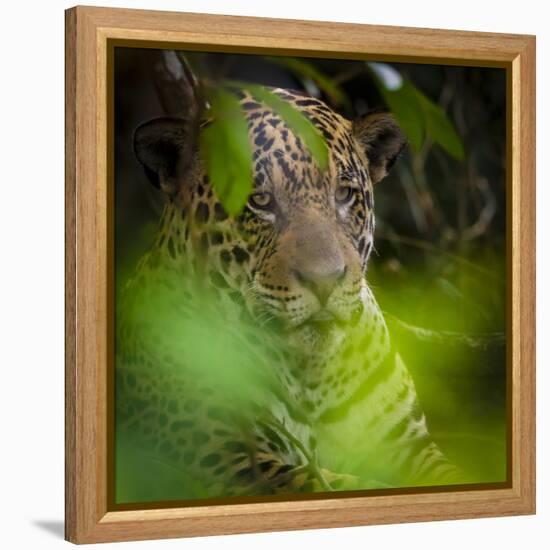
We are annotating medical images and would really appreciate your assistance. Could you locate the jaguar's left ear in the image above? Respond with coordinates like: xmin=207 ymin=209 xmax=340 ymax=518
xmin=353 ymin=112 xmax=406 ymax=184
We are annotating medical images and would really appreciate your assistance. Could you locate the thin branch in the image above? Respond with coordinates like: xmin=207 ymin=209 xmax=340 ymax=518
xmin=375 ymin=231 xmax=502 ymax=281
xmin=462 ymin=178 xmax=497 ymax=241
xmin=385 ymin=313 xmax=505 ymax=351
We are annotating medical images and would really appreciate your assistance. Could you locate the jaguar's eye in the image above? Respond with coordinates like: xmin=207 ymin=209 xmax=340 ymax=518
xmin=249 ymin=192 xmax=274 ymax=210
xmin=335 ymin=186 xmax=354 ymax=204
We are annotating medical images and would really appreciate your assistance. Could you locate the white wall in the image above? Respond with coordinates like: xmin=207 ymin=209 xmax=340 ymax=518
xmin=1 ymin=0 xmax=547 ymax=548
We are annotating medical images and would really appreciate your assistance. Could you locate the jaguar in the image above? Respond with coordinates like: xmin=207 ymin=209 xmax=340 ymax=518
xmin=116 ymin=64 xmax=462 ymax=499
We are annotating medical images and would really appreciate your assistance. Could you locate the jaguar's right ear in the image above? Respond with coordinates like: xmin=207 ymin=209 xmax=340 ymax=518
xmin=133 ymin=116 xmax=197 ymax=195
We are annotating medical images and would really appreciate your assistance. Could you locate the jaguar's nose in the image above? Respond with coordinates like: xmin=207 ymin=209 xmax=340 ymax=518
xmin=294 ymin=264 xmax=347 ymax=306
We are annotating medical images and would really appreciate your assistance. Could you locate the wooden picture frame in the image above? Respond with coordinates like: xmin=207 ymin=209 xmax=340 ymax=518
xmin=65 ymin=5 xmax=536 ymax=544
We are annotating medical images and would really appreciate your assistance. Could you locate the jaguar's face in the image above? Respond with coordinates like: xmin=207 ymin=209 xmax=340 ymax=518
xmin=134 ymin=89 xmax=405 ymax=336
xmin=237 ymin=102 xmax=377 ymax=332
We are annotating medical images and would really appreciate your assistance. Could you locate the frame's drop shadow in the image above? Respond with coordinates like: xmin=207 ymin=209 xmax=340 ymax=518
xmin=33 ymin=520 xmax=64 ymax=539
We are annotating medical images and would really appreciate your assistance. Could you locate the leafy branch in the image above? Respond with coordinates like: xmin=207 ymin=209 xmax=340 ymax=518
xmin=367 ymin=62 xmax=465 ymax=160
xmin=173 ymin=53 xmax=465 ymax=217
xmin=200 ymin=82 xmax=328 ymax=216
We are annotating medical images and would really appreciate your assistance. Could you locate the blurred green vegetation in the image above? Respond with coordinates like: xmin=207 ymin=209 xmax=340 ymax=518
xmin=368 ymin=253 xmax=506 ymax=484
xmin=114 ymin=48 xmax=507 ymax=503
xmin=115 ymin=254 xmax=506 ymax=503
xmin=116 ymin=268 xmax=289 ymax=502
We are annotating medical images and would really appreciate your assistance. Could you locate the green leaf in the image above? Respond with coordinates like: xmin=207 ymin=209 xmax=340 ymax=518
xmin=235 ymin=82 xmax=329 ymax=171
xmin=200 ymin=82 xmax=329 ymax=216
xmin=373 ymin=78 xmax=425 ymax=152
xmin=415 ymin=90 xmax=465 ymax=160
xmin=266 ymin=56 xmax=350 ymax=108
xmin=368 ymin=63 xmax=465 ymax=160
xmin=200 ymin=89 xmax=253 ymax=216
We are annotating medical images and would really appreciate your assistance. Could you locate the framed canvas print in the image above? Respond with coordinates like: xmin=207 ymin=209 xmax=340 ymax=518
xmin=65 ymin=6 xmax=536 ymax=544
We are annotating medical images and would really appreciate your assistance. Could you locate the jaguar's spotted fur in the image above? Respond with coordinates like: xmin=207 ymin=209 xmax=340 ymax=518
xmin=116 ymin=84 xmax=461 ymax=500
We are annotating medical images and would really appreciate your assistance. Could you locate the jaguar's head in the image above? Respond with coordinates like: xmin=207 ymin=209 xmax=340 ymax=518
xmin=134 ymin=89 xmax=405 ymax=340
